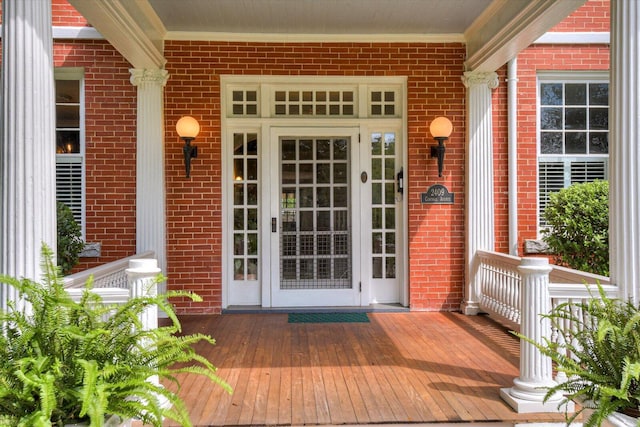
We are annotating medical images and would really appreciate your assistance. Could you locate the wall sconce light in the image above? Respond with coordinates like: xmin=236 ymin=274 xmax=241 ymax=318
xmin=429 ymin=116 xmax=453 ymax=177
xmin=176 ymin=116 xmax=200 ymax=178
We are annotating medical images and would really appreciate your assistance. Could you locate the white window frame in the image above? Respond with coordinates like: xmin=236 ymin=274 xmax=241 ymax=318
xmin=55 ymin=67 xmax=86 ymax=236
xmin=537 ymin=71 xmax=609 ymax=233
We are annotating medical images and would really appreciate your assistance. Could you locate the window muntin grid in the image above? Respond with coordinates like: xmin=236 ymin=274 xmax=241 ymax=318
xmin=274 ymin=90 xmax=355 ymax=117
xmin=233 ymin=132 xmax=259 ymax=281
xmin=537 ymin=76 xmax=609 ymax=230
xmin=370 ymin=90 xmax=398 ymax=117
xmin=280 ymin=137 xmax=351 ymax=289
xmin=540 ymin=82 xmax=609 ymax=156
xmin=230 ymin=89 xmax=259 ymax=117
xmin=371 ymin=132 xmax=397 ymax=279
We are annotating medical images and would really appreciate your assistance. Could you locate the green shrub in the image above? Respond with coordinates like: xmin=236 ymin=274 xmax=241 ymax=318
xmin=0 ymin=245 xmax=232 ymax=426
xmin=542 ymin=180 xmax=609 ymax=276
xmin=56 ymin=202 xmax=84 ymax=275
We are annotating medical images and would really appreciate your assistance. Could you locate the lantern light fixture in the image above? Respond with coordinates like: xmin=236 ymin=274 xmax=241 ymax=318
xmin=176 ymin=116 xmax=200 ymax=178
xmin=429 ymin=116 xmax=453 ymax=177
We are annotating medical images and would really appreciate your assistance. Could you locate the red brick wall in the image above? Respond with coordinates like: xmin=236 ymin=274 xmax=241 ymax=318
xmin=551 ymin=0 xmax=610 ymax=32
xmin=163 ymin=42 xmax=467 ymax=313
xmin=499 ymin=43 xmax=610 ymax=255
xmin=54 ymin=41 xmax=138 ymax=269
xmin=52 ymin=0 xmax=89 ymax=26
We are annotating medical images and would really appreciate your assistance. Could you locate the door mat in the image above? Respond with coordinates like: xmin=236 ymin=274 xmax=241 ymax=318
xmin=288 ymin=312 xmax=370 ymax=323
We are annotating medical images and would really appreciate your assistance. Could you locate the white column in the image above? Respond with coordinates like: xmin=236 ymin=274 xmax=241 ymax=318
xmin=130 ymin=69 xmax=169 ymax=293
xmin=0 ymin=0 xmax=56 ymax=309
xmin=610 ymin=0 xmax=640 ymax=303
xmin=126 ymin=258 xmax=161 ymax=331
xmin=500 ymin=257 xmax=570 ymax=413
xmin=461 ymin=71 xmax=498 ymax=315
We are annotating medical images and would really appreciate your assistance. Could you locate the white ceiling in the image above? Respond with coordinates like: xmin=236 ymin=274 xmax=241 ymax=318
xmin=145 ymin=0 xmax=494 ymax=36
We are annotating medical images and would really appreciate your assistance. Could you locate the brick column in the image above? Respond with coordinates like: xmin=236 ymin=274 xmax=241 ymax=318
xmin=0 ymin=0 xmax=56 ymax=309
xmin=461 ymin=71 xmax=498 ymax=315
xmin=610 ymin=0 xmax=640 ymax=303
xmin=130 ymin=69 xmax=169 ymax=292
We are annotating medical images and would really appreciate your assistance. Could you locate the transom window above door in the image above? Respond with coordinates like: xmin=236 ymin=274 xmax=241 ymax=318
xmin=224 ymin=76 xmax=403 ymax=119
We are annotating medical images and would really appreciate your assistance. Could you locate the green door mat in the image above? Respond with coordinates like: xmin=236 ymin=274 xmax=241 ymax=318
xmin=288 ymin=312 xmax=370 ymax=323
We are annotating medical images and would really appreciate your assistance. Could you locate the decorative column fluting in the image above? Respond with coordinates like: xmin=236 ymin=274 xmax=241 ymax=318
xmin=130 ymin=69 xmax=169 ymax=293
xmin=461 ymin=71 xmax=499 ymax=315
xmin=0 ymin=0 xmax=57 ymax=310
xmin=610 ymin=0 xmax=640 ymax=303
xmin=500 ymin=257 xmax=570 ymax=413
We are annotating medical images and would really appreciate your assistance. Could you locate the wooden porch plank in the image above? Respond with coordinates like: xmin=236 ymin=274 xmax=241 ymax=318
xmin=222 ymin=314 xmax=263 ymax=425
xmin=174 ymin=315 xmax=238 ymax=425
xmin=164 ymin=311 xmax=571 ymax=427
xmin=307 ymin=326 xmax=333 ymax=425
xmin=332 ymin=326 xmax=372 ymax=424
xmin=372 ymin=313 xmax=460 ymax=421
xmin=263 ymin=314 xmax=286 ymax=425
xmin=346 ymin=322 xmax=410 ymax=422
xmin=403 ymin=313 xmax=501 ymax=421
xmin=276 ymin=320 xmax=293 ymax=425
xmin=406 ymin=313 xmax=517 ymax=421
xmin=290 ymin=325 xmax=308 ymax=425
xmin=316 ymin=326 xmax=360 ymax=424
xmin=365 ymin=314 xmax=443 ymax=422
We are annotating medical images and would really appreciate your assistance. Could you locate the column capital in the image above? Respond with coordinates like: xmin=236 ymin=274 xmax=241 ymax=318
xmin=129 ymin=68 xmax=169 ymax=87
xmin=462 ymin=71 xmax=499 ymax=90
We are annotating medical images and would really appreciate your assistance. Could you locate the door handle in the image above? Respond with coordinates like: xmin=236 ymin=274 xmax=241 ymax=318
xmin=272 ymin=217 xmax=277 ymax=233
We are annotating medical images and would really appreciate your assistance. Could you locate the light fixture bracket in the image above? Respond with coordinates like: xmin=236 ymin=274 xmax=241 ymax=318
xmin=431 ymin=137 xmax=447 ymax=177
xmin=182 ymin=137 xmax=198 ymax=178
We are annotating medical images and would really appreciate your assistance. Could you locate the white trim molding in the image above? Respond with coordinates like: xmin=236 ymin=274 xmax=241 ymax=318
xmin=166 ymin=31 xmax=465 ymax=44
xmin=535 ymin=31 xmax=610 ymax=44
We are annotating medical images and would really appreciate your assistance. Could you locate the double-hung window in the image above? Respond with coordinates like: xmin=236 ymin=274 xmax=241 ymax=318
xmin=538 ymin=72 xmax=609 ymax=229
xmin=55 ymin=68 xmax=85 ymax=235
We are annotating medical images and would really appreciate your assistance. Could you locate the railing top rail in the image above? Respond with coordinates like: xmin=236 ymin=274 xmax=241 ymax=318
xmin=476 ymin=249 xmax=612 ymax=286
xmin=475 ymin=249 xmax=521 ymax=265
xmin=549 ymin=283 xmax=618 ymax=299
xmin=548 ymin=263 xmax=610 ymax=285
xmin=63 ymin=250 xmax=155 ymax=289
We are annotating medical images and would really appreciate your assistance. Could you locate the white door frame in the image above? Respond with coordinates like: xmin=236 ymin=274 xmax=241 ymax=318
xmin=221 ymin=75 xmax=409 ymax=309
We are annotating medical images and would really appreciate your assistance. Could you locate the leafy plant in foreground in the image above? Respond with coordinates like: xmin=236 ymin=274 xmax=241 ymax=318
xmin=0 ymin=245 xmax=231 ymax=427
xmin=518 ymin=284 xmax=640 ymax=427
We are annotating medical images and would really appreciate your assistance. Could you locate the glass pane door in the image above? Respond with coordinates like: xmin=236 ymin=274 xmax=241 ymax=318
xmin=280 ymin=137 xmax=352 ymax=290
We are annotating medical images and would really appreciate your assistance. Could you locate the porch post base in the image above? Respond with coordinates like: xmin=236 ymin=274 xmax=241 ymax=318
xmin=500 ymin=387 xmax=573 ymax=414
xmin=460 ymin=300 xmax=480 ymax=315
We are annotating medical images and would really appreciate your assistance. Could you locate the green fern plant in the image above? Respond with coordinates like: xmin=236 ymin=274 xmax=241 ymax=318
xmin=0 ymin=245 xmax=231 ymax=427
xmin=518 ymin=284 xmax=640 ymax=427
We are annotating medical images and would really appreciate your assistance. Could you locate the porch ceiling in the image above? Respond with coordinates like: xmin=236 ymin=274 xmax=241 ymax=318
xmin=147 ymin=0 xmax=493 ymax=37
xmin=67 ymin=0 xmax=587 ymax=71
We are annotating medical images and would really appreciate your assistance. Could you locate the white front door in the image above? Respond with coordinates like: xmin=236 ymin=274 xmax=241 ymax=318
xmin=268 ymin=127 xmax=362 ymax=307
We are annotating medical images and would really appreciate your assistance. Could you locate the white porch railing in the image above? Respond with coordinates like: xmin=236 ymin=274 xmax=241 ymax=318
xmin=63 ymin=252 xmax=160 ymax=330
xmin=474 ymin=250 xmax=617 ymax=414
xmin=64 ymin=250 xmax=155 ymax=289
xmin=475 ymin=249 xmax=614 ymax=331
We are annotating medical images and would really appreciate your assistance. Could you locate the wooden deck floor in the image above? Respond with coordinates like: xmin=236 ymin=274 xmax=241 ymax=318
xmin=164 ymin=312 xmax=570 ymax=426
